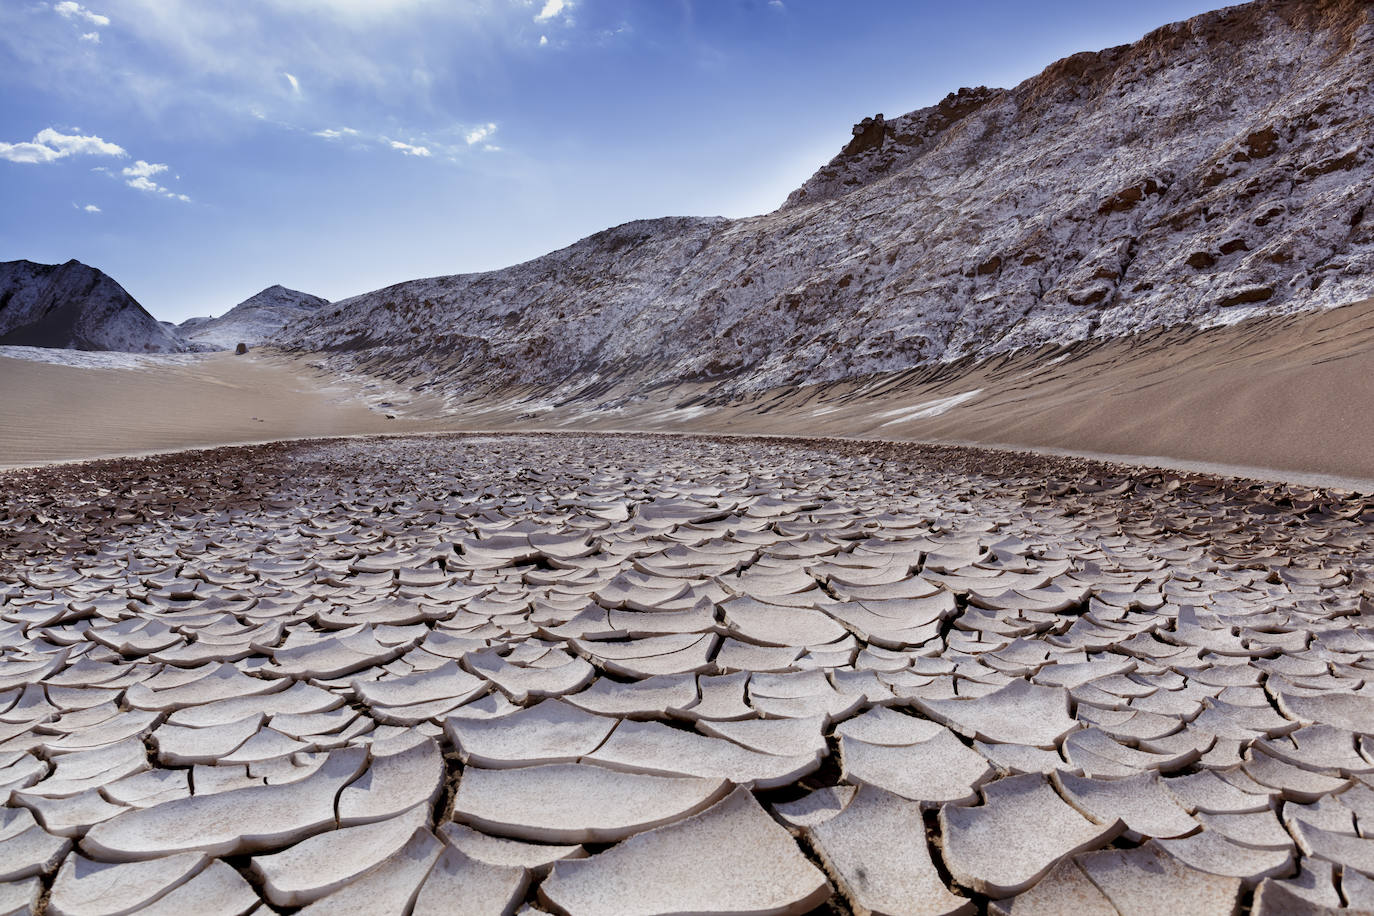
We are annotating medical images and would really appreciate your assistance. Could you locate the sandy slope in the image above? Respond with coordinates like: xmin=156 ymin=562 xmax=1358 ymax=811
xmin=0 ymin=350 xmax=441 ymax=467
xmin=402 ymin=297 xmax=1374 ymax=487
xmin=703 ymin=296 xmax=1374 ymax=485
xmin=2 ymin=299 xmax=1373 ymax=487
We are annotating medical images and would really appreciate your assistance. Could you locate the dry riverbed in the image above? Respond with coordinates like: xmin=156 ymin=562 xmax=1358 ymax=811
xmin=1 ymin=433 xmax=1372 ymax=914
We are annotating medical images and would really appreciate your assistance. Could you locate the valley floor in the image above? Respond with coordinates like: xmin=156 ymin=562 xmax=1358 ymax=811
xmin=1 ymin=297 xmax=1372 ymax=491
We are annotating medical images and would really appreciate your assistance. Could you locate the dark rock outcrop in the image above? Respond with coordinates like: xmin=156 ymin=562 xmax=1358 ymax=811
xmin=0 ymin=259 xmax=184 ymax=352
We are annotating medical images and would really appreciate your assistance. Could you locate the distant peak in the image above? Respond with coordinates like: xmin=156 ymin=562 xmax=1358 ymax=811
xmin=246 ymin=283 xmax=326 ymax=302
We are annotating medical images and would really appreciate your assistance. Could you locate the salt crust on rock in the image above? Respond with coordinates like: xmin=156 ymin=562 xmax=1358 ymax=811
xmin=939 ymin=773 xmax=1124 ymax=898
xmin=249 ymin=803 xmax=430 ymax=906
xmin=81 ymin=745 xmax=368 ymax=860
xmin=539 ymin=788 xmax=832 ymax=916
xmin=913 ymin=681 xmax=1078 ymax=749
xmin=413 ymin=842 xmax=529 ymax=916
xmin=807 ymin=784 xmax=973 ymax=916
xmin=450 ymin=763 xmax=730 ymax=843
xmin=444 ymin=699 xmax=616 ymax=768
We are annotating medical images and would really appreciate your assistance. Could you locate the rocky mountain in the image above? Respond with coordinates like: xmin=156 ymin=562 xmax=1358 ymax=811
xmin=287 ymin=0 xmax=1374 ymax=405
xmin=0 ymin=259 xmax=184 ymax=353
xmin=177 ymin=285 xmax=329 ymax=351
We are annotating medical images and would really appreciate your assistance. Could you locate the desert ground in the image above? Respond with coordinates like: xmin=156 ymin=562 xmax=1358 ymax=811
xmin=3 ymin=302 xmax=1374 ymax=915
xmin=1 ymin=433 xmax=1372 ymax=914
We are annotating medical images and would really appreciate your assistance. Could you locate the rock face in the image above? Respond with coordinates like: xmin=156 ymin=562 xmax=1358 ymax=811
xmin=288 ymin=0 xmax=1374 ymax=403
xmin=178 ymin=285 xmax=329 ymax=352
xmin=0 ymin=260 xmax=184 ymax=353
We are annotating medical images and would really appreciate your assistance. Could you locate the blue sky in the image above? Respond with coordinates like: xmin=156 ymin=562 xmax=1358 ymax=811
xmin=0 ymin=0 xmax=1223 ymax=322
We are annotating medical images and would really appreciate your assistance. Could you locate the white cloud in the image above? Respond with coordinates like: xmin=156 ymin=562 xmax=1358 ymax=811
xmin=39 ymin=128 xmax=124 ymax=157
xmin=73 ymin=202 xmax=101 ymax=212
xmin=0 ymin=127 xmax=125 ymax=164
xmin=534 ymin=0 xmax=565 ymax=22
xmin=80 ymin=31 xmax=100 ymax=43
xmin=388 ymin=139 xmax=431 ymax=157
xmin=53 ymin=2 xmax=109 ymax=27
xmin=121 ymin=159 xmax=167 ymax=178
xmin=314 ymin=127 xmax=359 ymax=140
xmin=119 ymin=161 xmax=189 ymax=200
xmin=284 ymin=71 xmax=301 ymax=95
xmin=464 ymin=122 xmax=496 ymax=145
xmin=539 ymin=34 xmax=548 ymax=46
xmin=768 ymin=0 xmax=785 ymax=8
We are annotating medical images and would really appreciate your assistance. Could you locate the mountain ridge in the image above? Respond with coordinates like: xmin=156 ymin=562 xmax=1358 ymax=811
xmin=284 ymin=0 xmax=1373 ymax=407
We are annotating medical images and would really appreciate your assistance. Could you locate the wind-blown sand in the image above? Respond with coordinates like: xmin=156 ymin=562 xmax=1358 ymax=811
xmin=2 ymin=298 xmax=1373 ymax=487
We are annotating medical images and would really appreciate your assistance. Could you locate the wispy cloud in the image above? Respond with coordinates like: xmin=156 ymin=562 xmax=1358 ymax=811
xmin=3 ymin=2 xmax=537 ymax=170
xmin=388 ymin=139 xmax=431 ymax=157
xmin=312 ymin=124 xmax=498 ymax=161
xmin=539 ymin=35 xmax=548 ymax=46
xmin=0 ymin=127 xmax=125 ymax=164
xmin=53 ymin=1 xmax=109 ymax=27
xmin=464 ymin=123 xmax=496 ymax=145
xmin=73 ymin=202 xmax=102 ymax=213
xmin=26 ymin=3 xmax=530 ymax=119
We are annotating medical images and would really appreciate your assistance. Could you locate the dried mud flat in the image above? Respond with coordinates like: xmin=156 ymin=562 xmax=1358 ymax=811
xmin=1 ymin=433 xmax=1373 ymax=915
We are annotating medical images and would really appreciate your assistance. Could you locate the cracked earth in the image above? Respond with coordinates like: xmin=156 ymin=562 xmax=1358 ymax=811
xmin=1 ymin=433 xmax=1373 ymax=915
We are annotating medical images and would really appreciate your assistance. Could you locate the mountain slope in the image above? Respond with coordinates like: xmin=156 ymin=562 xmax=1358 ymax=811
xmin=288 ymin=0 xmax=1374 ymax=404
xmin=178 ymin=285 xmax=329 ymax=351
xmin=0 ymin=259 xmax=184 ymax=353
